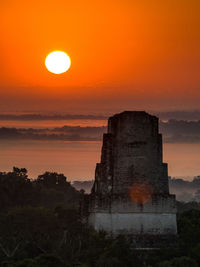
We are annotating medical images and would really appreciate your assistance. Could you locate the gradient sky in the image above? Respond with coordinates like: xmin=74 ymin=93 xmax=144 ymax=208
xmin=1 ymin=0 xmax=200 ymax=112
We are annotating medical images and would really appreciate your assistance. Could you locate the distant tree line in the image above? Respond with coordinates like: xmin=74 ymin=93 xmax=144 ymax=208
xmin=0 ymin=168 xmax=200 ymax=266
xmin=169 ymin=176 xmax=200 ymax=202
xmin=1 ymin=119 xmax=200 ymax=143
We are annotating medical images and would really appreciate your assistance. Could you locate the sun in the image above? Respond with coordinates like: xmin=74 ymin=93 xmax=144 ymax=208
xmin=45 ymin=51 xmax=71 ymax=74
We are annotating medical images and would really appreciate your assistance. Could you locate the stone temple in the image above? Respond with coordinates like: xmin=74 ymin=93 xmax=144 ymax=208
xmin=88 ymin=111 xmax=177 ymax=246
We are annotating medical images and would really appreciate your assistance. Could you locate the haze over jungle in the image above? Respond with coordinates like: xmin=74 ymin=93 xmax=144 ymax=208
xmin=0 ymin=109 xmax=200 ymax=182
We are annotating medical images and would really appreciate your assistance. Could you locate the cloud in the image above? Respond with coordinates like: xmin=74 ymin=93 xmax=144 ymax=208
xmin=156 ymin=110 xmax=200 ymax=121
xmin=160 ymin=120 xmax=200 ymax=143
xmin=0 ymin=126 xmax=106 ymax=141
xmin=0 ymin=119 xmax=200 ymax=143
xmin=1 ymin=110 xmax=200 ymax=121
xmin=0 ymin=113 xmax=107 ymax=121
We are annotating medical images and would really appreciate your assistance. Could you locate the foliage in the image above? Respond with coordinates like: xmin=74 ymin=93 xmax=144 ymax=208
xmin=0 ymin=168 xmax=34 ymax=210
xmin=178 ymin=209 xmax=200 ymax=249
xmin=176 ymin=201 xmax=200 ymax=213
xmin=0 ymin=168 xmax=80 ymax=212
xmin=1 ymin=254 xmax=70 ymax=267
xmin=95 ymin=236 xmax=135 ymax=267
xmin=0 ymin=167 xmax=200 ymax=266
xmin=0 ymin=206 xmax=62 ymax=259
xmin=157 ymin=256 xmax=198 ymax=267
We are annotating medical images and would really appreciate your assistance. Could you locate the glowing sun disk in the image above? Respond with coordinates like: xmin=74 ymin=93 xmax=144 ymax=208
xmin=45 ymin=51 xmax=71 ymax=74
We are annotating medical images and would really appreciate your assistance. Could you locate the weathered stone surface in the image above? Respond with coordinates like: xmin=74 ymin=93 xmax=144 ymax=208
xmin=89 ymin=213 xmax=177 ymax=235
xmin=88 ymin=111 xmax=177 ymax=243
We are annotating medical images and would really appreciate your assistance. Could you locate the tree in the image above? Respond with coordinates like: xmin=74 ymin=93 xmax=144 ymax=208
xmin=14 ymin=258 xmax=36 ymax=267
xmin=158 ymin=257 xmax=198 ymax=267
xmin=33 ymin=254 xmax=69 ymax=267
xmin=1 ymin=254 xmax=71 ymax=267
xmin=36 ymin=172 xmax=67 ymax=188
xmin=194 ymin=189 xmax=200 ymax=202
xmin=0 ymin=207 xmax=62 ymax=259
xmin=191 ymin=243 xmax=200 ymax=266
xmin=0 ymin=168 xmax=34 ymax=211
xmin=96 ymin=255 xmax=124 ymax=267
xmin=157 ymin=261 xmax=172 ymax=267
xmin=177 ymin=209 xmax=200 ymax=249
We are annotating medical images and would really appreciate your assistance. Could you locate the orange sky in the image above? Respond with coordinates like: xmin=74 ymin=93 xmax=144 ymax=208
xmin=0 ymin=0 xmax=200 ymax=112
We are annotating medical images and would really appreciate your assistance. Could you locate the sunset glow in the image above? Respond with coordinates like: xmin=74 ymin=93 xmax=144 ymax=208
xmin=0 ymin=0 xmax=200 ymax=112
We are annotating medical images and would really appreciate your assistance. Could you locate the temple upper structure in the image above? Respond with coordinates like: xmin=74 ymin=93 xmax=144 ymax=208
xmin=88 ymin=111 xmax=177 ymax=247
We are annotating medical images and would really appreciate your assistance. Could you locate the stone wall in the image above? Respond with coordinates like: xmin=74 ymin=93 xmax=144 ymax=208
xmin=92 ymin=111 xmax=169 ymax=198
xmin=89 ymin=213 xmax=177 ymax=235
xmin=89 ymin=111 xmax=177 ymax=241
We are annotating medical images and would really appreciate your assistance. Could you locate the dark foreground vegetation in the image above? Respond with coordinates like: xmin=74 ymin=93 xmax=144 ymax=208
xmin=0 ymin=168 xmax=200 ymax=267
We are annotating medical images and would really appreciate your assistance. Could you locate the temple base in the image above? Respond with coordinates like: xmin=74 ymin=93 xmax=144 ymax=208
xmin=89 ymin=212 xmax=177 ymax=235
xmin=89 ymin=212 xmax=177 ymax=248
